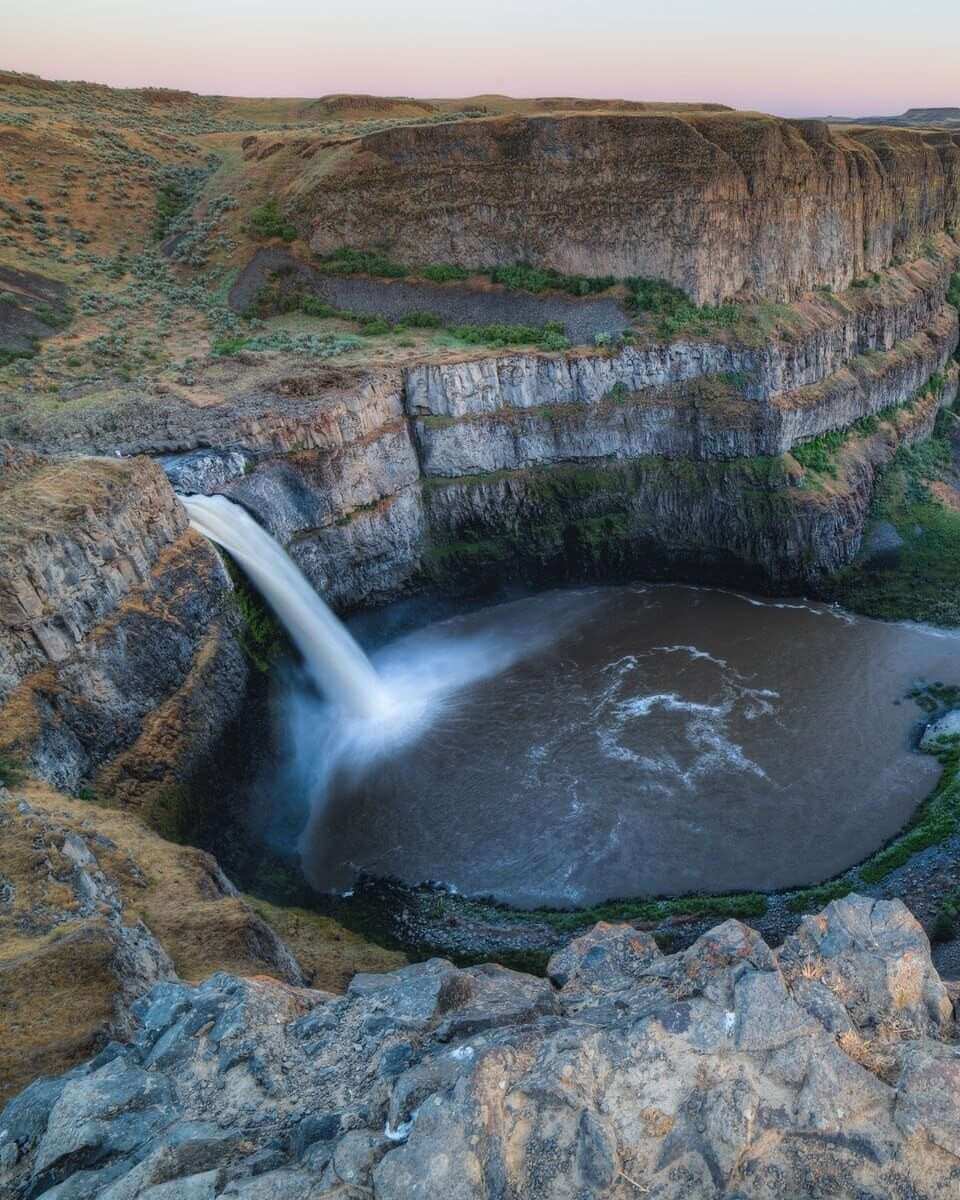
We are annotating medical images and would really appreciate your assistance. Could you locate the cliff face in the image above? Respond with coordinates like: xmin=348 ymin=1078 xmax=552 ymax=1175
xmin=421 ymin=377 xmax=955 ymax=593
xmin=0 ymin=455 xmax=247 ymax=808
xmin=4 ymin=895 xmax=959 ymax=1200
xmin=156 ymin=247 xmax=959 ymax=606
xmin=304 ymin=113 xmax=960 ymax=303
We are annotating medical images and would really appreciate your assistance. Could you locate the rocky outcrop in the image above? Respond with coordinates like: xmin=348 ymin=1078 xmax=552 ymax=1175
xmin=0 ymin=456 xmax=247 ymax=806
xmin=0 ymin=783 xmax=303 ymax=1107
xmin=4 ymin=895 xmax=959 ymax=1199
xmin=303 ymin=113 xmax=960 ymax=303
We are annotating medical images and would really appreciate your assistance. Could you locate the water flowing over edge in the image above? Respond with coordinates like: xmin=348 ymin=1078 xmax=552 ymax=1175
xmin=180 ymin=493 xmax=392 ymax=720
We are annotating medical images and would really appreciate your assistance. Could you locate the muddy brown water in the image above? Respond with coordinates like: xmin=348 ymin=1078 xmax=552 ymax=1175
xmin=302 ymin=586 xmax=957 ymax=907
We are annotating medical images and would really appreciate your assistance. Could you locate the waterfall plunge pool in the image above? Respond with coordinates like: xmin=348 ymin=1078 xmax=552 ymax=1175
xmin=291 ymin=584 xmax=956 ymax=908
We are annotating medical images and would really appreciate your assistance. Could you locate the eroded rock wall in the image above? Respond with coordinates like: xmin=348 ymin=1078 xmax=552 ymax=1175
xmin=167 ymin=257 xmax=959 ymax=605
xmin=420 ymin=376 xmax=954 ymax=593
xmin=403 ymin=249 xmax=958 ymax=416
xmin=411 ymin=311 xmax=958 ymax=475
xmin=0 ymin=455 xmax=248 ymax=805
xmin=304 ymin=113 xmax=960 ymax=303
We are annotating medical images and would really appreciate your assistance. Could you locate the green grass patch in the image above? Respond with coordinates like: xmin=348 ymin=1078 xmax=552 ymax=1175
xmin=824 ymin=408 xmax=960 ymax=626
xmin=249 ymin=199 xmax=297 ymax=242
xmin=526 ymin=891 xmax=768 ymax=933
xmin=419 ymin=263 xmax=471 ymax=283
xmin=0 ymin=753 xmax=26 ymax=788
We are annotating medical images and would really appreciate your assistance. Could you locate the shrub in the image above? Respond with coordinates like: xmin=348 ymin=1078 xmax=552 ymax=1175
xmin=0 ymin=754 xmax=25 ymax=787
xmin=317 ymin=247 xmax=407 ymax=277
xmin=300 ymin=295 xmax=339 ymax=318
xmin=212 ymin=336 xmax=248 ymax=356
xmin=358 ymin=317 xmax=392 ymax=336
xmin=490 ymin=262 xmax=616 ymax=296
xmin=791 ymin=429 xmax=847 ymax=476
xmin=627 ymin=276 xmax=742 ymax=337
xmin=154 ymin=177 xmax=193 ymax=240
xmin=420 ymin=263 xmax=471 ymax=283
xmin=397 ymin=310 xmax=442 ymax=328
xmin=249 ymin=199 xmax=297 ymax=242
xmin=450 ymin=320 xmax=570 ymax=350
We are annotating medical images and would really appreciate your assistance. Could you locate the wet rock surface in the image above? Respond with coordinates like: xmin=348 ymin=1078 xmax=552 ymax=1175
xmin=4 ymin=895 xmax=960 ymax=1199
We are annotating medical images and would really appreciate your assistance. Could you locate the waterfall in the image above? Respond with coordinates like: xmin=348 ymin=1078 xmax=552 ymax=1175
xmin=180 ymin=493 xmax=392 ymax=720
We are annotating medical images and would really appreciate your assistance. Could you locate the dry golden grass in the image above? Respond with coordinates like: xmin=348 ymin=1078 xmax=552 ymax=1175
xmin=0 ymin=778 xmax=408 ymax=1100
xmin=244 ymin=896 xmax=407 ymax=993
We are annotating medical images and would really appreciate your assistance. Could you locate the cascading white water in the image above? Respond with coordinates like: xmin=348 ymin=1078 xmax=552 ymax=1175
xmin=180 ymin=493 xmax=393 ymax=720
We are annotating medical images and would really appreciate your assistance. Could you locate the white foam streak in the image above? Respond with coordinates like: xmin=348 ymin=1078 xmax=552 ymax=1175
xmin=181 ymin=494 xmax=391 ymax=720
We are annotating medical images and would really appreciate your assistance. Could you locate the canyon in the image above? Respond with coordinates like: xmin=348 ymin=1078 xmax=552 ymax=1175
xmin=3 ymin=71 xmax=960 ymax=1199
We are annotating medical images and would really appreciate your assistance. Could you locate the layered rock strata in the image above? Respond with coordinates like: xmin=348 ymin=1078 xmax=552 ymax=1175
xmin=302 ymin=113 xmax=960 ymax=302
xmin=0 ymin=454 xmax=247 ymax=805
xmin=4 ymin=895 xmax=959 ymax=1199
xmin=189 ymin=260 xmax=960 ymax=602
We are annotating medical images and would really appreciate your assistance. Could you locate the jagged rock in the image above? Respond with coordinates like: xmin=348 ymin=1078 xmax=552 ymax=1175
xmin=778 ymin=896 xmax=953 ymax=1036
xmin=894 ymin=1040 xmax=960 ymax=1156
xmin=546 ymin=920 xmax=660 ymax=999
xmin=3 ymin=895 xmax=958 ymax=1199
xmin=160 ymin=450 xmax=253 ymax=495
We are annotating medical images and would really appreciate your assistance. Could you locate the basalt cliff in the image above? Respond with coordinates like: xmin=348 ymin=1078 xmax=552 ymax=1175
xmin=301 ymin=113 xmax=960 ymax=303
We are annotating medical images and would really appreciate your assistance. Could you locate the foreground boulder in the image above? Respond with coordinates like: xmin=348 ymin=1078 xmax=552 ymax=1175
xmin=2 ymin=895 xmax=959 ymax=1198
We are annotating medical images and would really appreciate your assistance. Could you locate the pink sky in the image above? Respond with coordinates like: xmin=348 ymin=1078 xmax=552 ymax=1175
xmin=4 ymin=0 xmax=957 ymax=118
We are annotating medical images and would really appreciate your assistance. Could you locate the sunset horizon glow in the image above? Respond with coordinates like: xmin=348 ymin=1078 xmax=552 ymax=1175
xmin=5 ymin=0 xmax=958 ymax=119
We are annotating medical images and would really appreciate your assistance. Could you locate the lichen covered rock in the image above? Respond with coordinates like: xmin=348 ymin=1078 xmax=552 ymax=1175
xmin=4 ymin=895 xmax=958 ymax=1198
